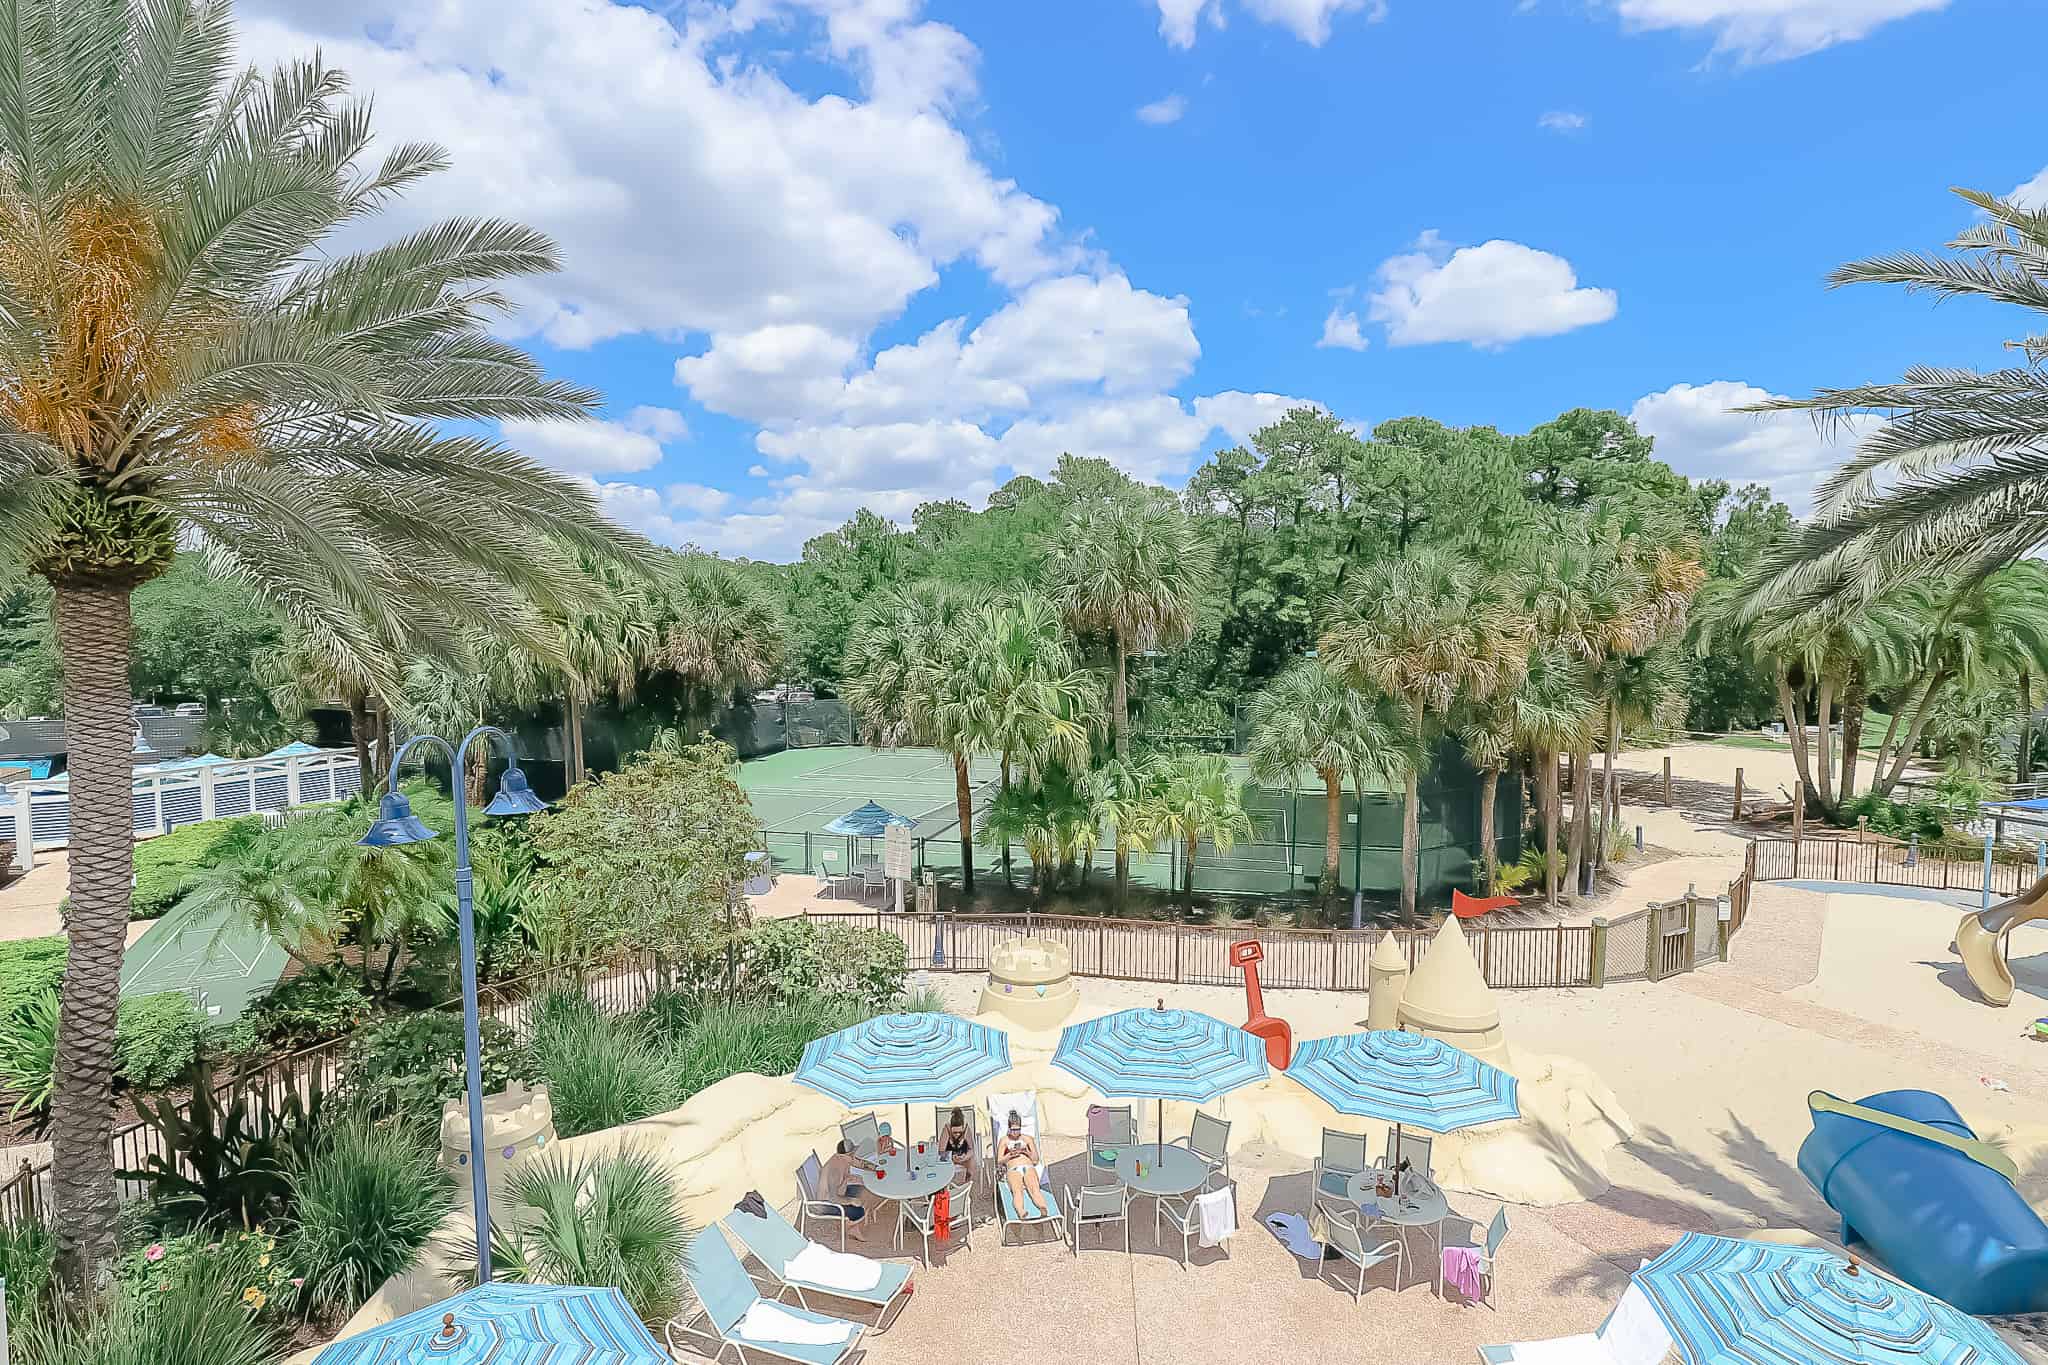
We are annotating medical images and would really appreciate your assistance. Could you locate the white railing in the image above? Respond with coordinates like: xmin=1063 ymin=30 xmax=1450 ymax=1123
xmin=2 ymin=749 xmax=362 ymax=871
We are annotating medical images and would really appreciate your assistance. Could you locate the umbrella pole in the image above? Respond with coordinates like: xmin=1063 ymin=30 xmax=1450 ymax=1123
xmin=904 ymin=1102 xmax=913 ymax=1175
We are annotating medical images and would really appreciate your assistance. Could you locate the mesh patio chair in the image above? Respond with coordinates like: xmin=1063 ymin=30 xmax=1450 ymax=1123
xmin=1063 ymin=1182 xmax=1132 ymax=1257
xmin=1086 ymin=1104 xmax=1137 ymax=1179
xmin=1449 ymin=1206 xmax=1510 ymax=1310
xmin=861 ymin=862 xmax=887 ymax=905
xmin=1311 ymin=1127 xmax=1371 ymax=1221
xmin=1154 ymin=1185 xmax=1233 ymax=1270
xmin=899 ymin=1171 xmax=972 ymax=1265
xmin=794 ymin=1152 xmax=862 ymax=1252
xmin=1169 ymin=1111 xmax=1231 ymax=1188
xmin=1317 ymin=1209 xmax=1405 ymax=1306
xmin=840 ymin=1112 xmax=882 ymax=1160
xmin=1385 ymin=1129 xmax=1434 ymax=1181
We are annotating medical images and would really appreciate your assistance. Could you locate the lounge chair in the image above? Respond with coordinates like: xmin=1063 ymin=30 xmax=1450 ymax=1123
xmin=1316 ymin=1208 xmax=1405 ymax=1305
xmin=1169 ymin=1111 xmax=1231 ymax=1189
xmin=794 ymin=1152 xmax=859 ymax=1252
xmin=1311 ymin=1127 xmax=1371 ymax=1221
xmin=1063 ymin=1182 xmax=1131 ymax=1256
xmin=1447 ymin=1206 xmax=1509 ymax=1310
xmin=725 ymin=1204 xmax=914 ymax=1332
xmin=985 ymin=1089 xmax=1064 ymax=1246
xmin=669 ymin=1228 xmax=866 ymax=1365
xmin=1477 ymin=1281 xmax=1672 ymax=1363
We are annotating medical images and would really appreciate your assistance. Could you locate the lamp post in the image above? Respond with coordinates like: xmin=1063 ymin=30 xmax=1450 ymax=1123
xmin=358 ymin=725 xmax=546 ymax=1282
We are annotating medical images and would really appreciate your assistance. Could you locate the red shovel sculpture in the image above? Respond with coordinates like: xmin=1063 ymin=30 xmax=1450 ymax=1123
xmin=1230 ymin=940 xmax=1293 ymax=1069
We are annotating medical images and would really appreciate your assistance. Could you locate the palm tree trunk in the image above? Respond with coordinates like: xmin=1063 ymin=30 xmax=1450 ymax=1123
xmin=1815 ymin=672 xmax=1837 ymax=813
xmin=1564 ymin=743 xmax=1593 ymax=902
xmin=1112 ymin=632 xmax=1131 ymax=758
xmin=1478 ymin=766 xmax=1500 ymax=893
xmin=48 ymin=580 xmax=137 ymax=1287
xmin=368 ymin=700 xmax=392 ymax=796
xmin=1594 ymin=699 xmax=1619 ymax=875
xmin=1000 ymin=753 xmax=1013 ymax=886
xmin=1183 ymin=833 xmax=1197 ymax=911
xmin=1840 ymin=663 xmax=1867 ymax=802
xmin=1400 ymin=768 xmax=1420 ymax=923
xmin=1777 ymin=669 xmax=1818 ymax=807
xmin=953 ymin=751 xmax=976 ymax=895
xmin=1875 ymin=671 xmax=1950 ymax=798
xmin=2020 ymin=670 xmax=2035 ymax=784
xmin=1541 ymin=751 xmax=1559 ymax=909
xmin=1321 ymin=765 xmax=1342 ymax=898
xmin=348 ymin=693 xmax=374 ymax=795
xmin=566 ymin=692 xmax=586 ymax=787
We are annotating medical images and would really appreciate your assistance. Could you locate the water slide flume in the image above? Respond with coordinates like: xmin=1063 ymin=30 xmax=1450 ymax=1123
xmin=1955 ymin=874 xmax=2048 ymax=1007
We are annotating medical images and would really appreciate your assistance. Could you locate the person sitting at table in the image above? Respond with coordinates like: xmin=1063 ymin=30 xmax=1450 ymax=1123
xmin=940 ymin=1107 xmax=976 ymax=1184
xmin=999 ymin=1109 xmax=1050 ymax=1218
xmin=820 ymin=1139 xmax=873 ymax=1241
xmin=874 ymin=1121 xmax=900 ymax=1158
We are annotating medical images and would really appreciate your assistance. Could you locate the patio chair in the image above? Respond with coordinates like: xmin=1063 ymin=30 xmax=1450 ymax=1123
xmin=1086 ymin=1104 xmax=1137 ymax=1179
xmin=1062 ymin=1182 xmax=1131 ymax=1257
xmin=1154 ymin=1183 xmax=1233 ymax=1270
xmin=860 ymin=862 xmax=887 ymax=905
xmin=1386 ymin=1128 xmax=1434 ymax=1181
xmin=669 ymin=1227 xmax=865 ymax=1365
xmin=839 ymin=1112 xmax=882 ymax=1160
xmin=985 ymin=1088 xmax=1065 ymax=1246
xmin=794 ymin=1152 xmax=862 ymax=1253
xmin=1477 ymin=1281 xmax=1672 ymax=1364
xmin=899 ymin=1170 xmax=972 ymax=1265
xmin=1168 ymin=1111 xmax=1231 ymax=1189
xmin=1447 ymin=1206 xmax=1510 ymax=1310
xmin=1316 ymin=1208 xmax=1405 ymax=1306
xmin=724 ymin=1205 xmax=914 ymax=1332
xmin=1311 ymin=1127 xmax=1371 ymax=1221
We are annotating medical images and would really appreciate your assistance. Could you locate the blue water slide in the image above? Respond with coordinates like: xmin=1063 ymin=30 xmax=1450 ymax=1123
xmin=1797 ymin=1088 xmax=2048 ymax=1315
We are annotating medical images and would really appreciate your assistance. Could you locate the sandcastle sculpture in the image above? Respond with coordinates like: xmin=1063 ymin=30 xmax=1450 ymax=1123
xmin=441 ymin=1082 xmax=556 ymax=1200
xmin=977 ymin=936 xmax=1080 ymax=1029
xmin=1395 ymin=914 xmax=1508 ymax=1066
xmin=1366 ymin=932 xmax=1409 ymax=1031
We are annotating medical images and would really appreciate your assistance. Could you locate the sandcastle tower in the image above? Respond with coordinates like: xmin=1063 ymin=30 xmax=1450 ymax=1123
xmin=1366 ymin=932 xmax=1409 ymax=1031
xmin=977 ymin=937 xmax=1080 ymax=1029
xmin=1396 ymin=916 xmax=1508 ymax=1066
xmin=441 ymin=1081 xmax=556 ymax=1200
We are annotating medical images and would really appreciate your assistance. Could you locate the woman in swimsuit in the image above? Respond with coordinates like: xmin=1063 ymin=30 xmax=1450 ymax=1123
xmin=999 ymin=1109 xmax=1049 ymax=1217
xmin=941 ymin=1106 xmax=975 ymax=1185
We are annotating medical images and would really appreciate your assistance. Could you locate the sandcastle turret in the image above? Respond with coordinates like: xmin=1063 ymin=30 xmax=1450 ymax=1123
xmin=441 ymin=1081 xmax=556 ymax=1200
xmin=1366 ymin=932 xmax=1409 ymax=1030
xmin=1396 ymin=915 xmax=1507 ymax=1065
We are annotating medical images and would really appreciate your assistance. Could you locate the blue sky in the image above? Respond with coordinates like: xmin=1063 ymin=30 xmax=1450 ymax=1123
xmin=240 ymin=0 xmax=2048 ymax=559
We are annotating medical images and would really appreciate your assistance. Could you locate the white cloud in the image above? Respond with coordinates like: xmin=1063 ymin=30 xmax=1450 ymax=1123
xmin=997 ymin=395 xmax=1214 ymax=483
xmin=1136 ymin=94 xmax=1188 ymax=125
xmin=673 ymin=325 xmax=861 ymax=426
xmin=665 ymin=483 xmax=733 ymax=517
xmin=1538 ymin=110 xmax=1588 ymax=133
xmin=1153 ymin=0 xmax=1381 ymax=46
xmin=2011 ymin=166 xmax=2048 ymax=211
xmin=1605 ymin=0 xmax=1948 ymax=63
xmin=501 ymin=416 xmax=668 ymax=476
xmin=626 ymin=406 xmax=691 ymax=441
xmin=1628 ymin=379 xmax=1876 ymax=512
xmin=1192 ymin=391 xmax=1328 ymax=444
xmin=1366 ymin=230 xmax=1617 ymax=348
xmin=1317 ymin=304 xmax=1368 ymax=351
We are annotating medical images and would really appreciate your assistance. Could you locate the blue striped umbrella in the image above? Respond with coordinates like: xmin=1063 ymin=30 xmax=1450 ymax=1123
xmin=1284 ymin=1030 xmax=1519 ymax=1171
xmin=822 ymin=801 xmax=915 ymax=836
xmin=795 ymin=1012 xmax=1012 ymax=1172
xmin=1634 ymin=1232 xmax=2023 ymax=1364
xmin=1052 ymin=1004 xmax=1269 ymax=1151
xmin=312 ymin=1284 xmax=667 ymax=1364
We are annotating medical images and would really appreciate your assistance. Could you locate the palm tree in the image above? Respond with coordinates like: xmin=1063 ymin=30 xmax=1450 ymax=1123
xmin=1086 ymin=756 xmax=1158 ymax=909
xmin=1145 ymin=751 xmax=1254 ymax=912
xmin=1743 ymin=190 xmax=2048 ymax=605
xmin=1046 ymin=499 xmax=1216 ymax=904
xmin=975 ymin=766 xmax=1094 ymax=900
xmin=654 ymin=556 xmax=784 ymax=713
xmin=1245 ymin=659 xmax=1407 ymax=907
xmin=1503 ymin=643 xmax=1595 ymax=907
xmin=1322 ymin=549 xmax=1525 ymax=919
xmin=841 ymin=582 xmax=980 ymax=891
xmin=0 ymin=4 xmax=648 ymax=1281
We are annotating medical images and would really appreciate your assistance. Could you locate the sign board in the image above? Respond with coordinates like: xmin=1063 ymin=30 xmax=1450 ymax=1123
xmin=884 ymin=824 xmax=913 ymax=880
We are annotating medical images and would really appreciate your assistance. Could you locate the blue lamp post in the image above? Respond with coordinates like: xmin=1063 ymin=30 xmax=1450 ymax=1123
xmin=359 ymin=725 xmax=546 ymax=1281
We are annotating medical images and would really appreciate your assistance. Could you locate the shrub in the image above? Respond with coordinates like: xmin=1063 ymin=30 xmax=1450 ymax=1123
xmin=232 ymin=969 xmax=374 ymax=1055
xmin=114 ymin=992 xmax=209 ymax=1091
xmin=638 ymin=986 xmax=705 ymax=1040
xmin=22 ymin=1229 xmax=282 ymax=1365
xmin=120 ymin=1056 xmax=329 ymax=1230
xmin=0 ymin=936 xmax=65 ymax=1021
xmin=669 ymin=998 xmax=869 ymax=1102
xmin=344 ymin=1012 xmax=540 ymax=1123
xmin=894 ymin=985 xmax=952 ymax=1015
xmin=287 ymin=1110 xmax=454 ymax=1315
xmin=739 ymin=918 xmax=906 ymax=1009
xmin=130 ymin=816 xmax=263 ymax=920
xmin=529 ymin=990 xmax=683 ymax=1139
xmin=0 ymin=1217 xmax=54 ymax=1323
xmin=450 ymin=1149 xmax=689 ymax=1322
xmin=0 ymin=989 xmax=58 ymax=1120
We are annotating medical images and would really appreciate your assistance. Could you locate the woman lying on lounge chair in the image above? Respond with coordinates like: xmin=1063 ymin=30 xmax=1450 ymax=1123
xmin=1000 ymin=1109 xmax=1049 ymax=1217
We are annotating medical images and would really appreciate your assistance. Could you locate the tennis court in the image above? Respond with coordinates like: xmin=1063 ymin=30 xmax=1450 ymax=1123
xmin=121 ymin=900 xmax=288 ymax=1021
xmin=739 ymin=745 xmax=1005 ymax=834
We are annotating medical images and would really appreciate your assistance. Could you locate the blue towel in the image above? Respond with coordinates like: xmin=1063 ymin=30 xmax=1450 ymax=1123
xmin=1265 ymin=1212 xmax=1321 ymax=1260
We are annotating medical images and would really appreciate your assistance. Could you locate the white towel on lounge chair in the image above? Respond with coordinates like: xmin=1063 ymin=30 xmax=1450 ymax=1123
xmin=1195 ymin=1186 xmax=1236 ymax=1247
xmin=1494 ymin=1334 xmax=1604 ymax=1363
xmin=785 ymin=1242 xmax=883 ymax=1293
xmin=739 ymin=1302 xmax=856 ymax=1346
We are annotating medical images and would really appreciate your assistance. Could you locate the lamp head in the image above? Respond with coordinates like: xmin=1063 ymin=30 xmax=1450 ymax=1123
xmin=483 ymin=765 xmax=547 ymax=818
xmin=359 ymin=790 xmax=438 ymax=847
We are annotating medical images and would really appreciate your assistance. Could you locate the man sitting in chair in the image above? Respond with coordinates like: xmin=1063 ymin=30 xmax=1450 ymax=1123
xmin=820 ymin=1140 xmax=875 ymax=1242
xmin=999 ymin=1109 xmax=1051 ymax=1218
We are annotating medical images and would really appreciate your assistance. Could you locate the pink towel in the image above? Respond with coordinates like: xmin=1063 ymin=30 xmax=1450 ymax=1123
xmin=1442 ymin=1244 xmax=1484 ymax=1301
xmin=1087 ymin=1105 xmax=1109 ymax=1141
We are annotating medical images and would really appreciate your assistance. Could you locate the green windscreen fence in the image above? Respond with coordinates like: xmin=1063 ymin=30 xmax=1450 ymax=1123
xmin=744 ymin=737 xmax=1519 ymax=906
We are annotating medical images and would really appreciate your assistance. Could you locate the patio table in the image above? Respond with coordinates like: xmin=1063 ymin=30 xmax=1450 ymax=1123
xmin=861 ymin=1150 xmax=956 ymax=1250
xmin=1112 ymin=1142 xmax=1210 ymax=1199
xmin=1346 ymin=1168 xmax=1451 ymax=1295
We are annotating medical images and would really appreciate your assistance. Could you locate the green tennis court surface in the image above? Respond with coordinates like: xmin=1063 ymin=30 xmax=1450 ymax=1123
xmin=121 ymin=901 xmax=287 ymax=1021
xmin=739 ymin=746 xmax=1004 ymax=835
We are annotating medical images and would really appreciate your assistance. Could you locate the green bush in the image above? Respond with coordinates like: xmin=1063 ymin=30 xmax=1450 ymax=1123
xmin=130 ymin=816 xmax=262 ymax=920
xmin=120 ymin=1056 xmax=328 ymax=1230
xmin=344 ymin=1012 xmax=540 ymax=1123
xmin=287 ymin=1109 xmax=454 ymax=1315
xmin=0 ymin=989 xmax=58 ymax=1119
xmin=739 ymin=918 xmax=907 ymax=1009
xmin=114 ymin=992 xmax=208 ymax=1091
xmin=0 ymin=1217 xmax=54 ymax=1323
xmin=231 ymin=969 xmax=374 ymax=1055
xmin=23 ymin=1229 xmax=282 ymax=1365
xmin=0 ymin=936 xmax=65 ymax=1021
xmin=528 ymin=991 xmax=682 ymax=1139
xmin=669 ymin=998 xmax=870 ymax=1103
